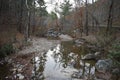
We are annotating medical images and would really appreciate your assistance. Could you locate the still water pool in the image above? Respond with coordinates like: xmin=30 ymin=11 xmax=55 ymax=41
xmin=32 ymin=41 xmax=96 ymax=80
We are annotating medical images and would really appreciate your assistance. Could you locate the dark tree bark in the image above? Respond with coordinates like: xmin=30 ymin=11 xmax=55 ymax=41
xmin=85 ymin=0 xmax=89 ymax=36
xmin=25 ymin=0 xmax=30 ymax=41
xmin=0 ymin=0 xmax=3 ymax=18
xmin=32 ymin=0 xmax=36 ymax=34
xmin=28 ymin=11 xmax=31 ymax=38
xmin=106 ymin=0 xmax=114 ymax=35
xmin=18 ymin=0 xmax=23 ymax=33
xmin=92 ymin=0 xmax=94 ymax=33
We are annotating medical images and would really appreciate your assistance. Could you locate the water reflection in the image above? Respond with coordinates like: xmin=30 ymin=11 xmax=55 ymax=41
xmin=32 ymin=52 xmax=46 ymax=80
xmin=33 ymin=41 xmax=96 ymax=80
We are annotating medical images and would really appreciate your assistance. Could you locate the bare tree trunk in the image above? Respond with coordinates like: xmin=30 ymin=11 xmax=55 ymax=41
xmin=18 ymin=0 xmax=23 ymax=33
xmin=32 ymin=1 xmax=36 ymax=34
xmin=0 ymin=0 xmax=3 ymax=17
xmin=106 ymin=0 xmax=114 ymax=35
xmin=25 ymin=0 xmax=30 ymax=41
xmin=28 ymin=11 xmax=31 ymax=38
xmin=92 ymin=0 xmax=94 ymax=33
xmin=85 ymin=0 xmax=89 ymax=36
xmin=79 ymin=1 xmax=83 ymax=37
xmin=74 ymin=0 xmax=83 ymax=37
xmin=56 ymin=19 xmax=59 ymax=32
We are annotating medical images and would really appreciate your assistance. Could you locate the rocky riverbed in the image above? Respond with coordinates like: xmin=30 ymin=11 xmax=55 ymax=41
xmin=0 ymin=36 xmax=120 ymax=80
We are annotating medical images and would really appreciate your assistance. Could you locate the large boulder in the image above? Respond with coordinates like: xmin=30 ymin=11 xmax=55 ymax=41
xmin=95 ymin=59 xmax=113 ymax=73
xmin=95 ymin=59 xmax=113 ymax=80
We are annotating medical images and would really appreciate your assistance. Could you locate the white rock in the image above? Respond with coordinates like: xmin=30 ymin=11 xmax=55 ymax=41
xmin=17 ymin=74 xmax=24 ymax=80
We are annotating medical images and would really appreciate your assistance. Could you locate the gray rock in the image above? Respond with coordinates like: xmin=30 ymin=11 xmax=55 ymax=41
xmin=46 ymin=30 xmax=60 ymax=37
xmin=94 ymin=52 xmax=101 ymax=60
xmin=95 ymin=59 xmax=113 ymax=73
xmin=74 ymin=38 xmax=86 ymax=46
xmin=95 ymin=52 xmax=101 ymax=56
xmin=112 ymin=68 xmax=120 ymax=75
xmin=82 ymin=53 xmax=95 ymax=60
xmin=17 ymin=68 xmax=22 ymax=73
xmin=72 ymin=71 xmax=83 ymax=79
xmin=16 ymin=74 xmax=24 ymax=80
xmin=87 ymin=44 xmax=97 ymax=51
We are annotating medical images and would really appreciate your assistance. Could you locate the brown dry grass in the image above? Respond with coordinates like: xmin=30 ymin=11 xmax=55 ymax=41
xmin=0 ymin=25 xmax=24 ymax=46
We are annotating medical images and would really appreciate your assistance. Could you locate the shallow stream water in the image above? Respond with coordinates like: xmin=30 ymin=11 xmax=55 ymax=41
xmin=32 ymin=41 xmax=96 ymax=80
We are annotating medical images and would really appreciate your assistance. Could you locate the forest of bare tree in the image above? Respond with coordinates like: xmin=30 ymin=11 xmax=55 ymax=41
xmin=0 ymin=0 xmax=120 ymax=80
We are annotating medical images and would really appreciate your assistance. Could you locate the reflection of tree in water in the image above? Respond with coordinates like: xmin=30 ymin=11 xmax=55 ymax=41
xmin=31 ymin=42 xmax=96 ymax=80
xmin=52 ymin=43 xmax=81 ymax=69
xmin=32 ymin=52 xmax=46 ymax=80
xmin=52 ymin=43 xmax=95 ymax=79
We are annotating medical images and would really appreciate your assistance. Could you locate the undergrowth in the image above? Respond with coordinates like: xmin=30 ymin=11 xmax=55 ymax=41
xmin=0 ymin=43 xmax=15 ymax=59
xmin=108 ymin=40 xmax=120 ymax=67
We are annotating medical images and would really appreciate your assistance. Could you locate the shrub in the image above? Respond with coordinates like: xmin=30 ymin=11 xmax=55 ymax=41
xmin=108 ymin=41 xmax=120 ymax=66
xmin=0 ymin=43 xmax=15 ymax=59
